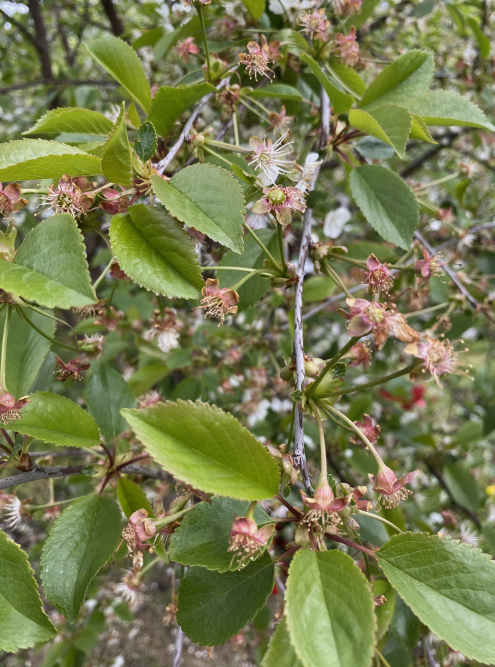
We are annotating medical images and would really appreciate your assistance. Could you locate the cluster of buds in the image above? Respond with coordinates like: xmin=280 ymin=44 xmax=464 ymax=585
xmin=195 ymin=278 xmax=239 ymax=326
xmin=252 ymin=186 xmax=306 ymax=226
xmin=309 ymin=241 xmax=348 ymax=274
xmin=0 ymin=391 xmax=29 ymax=425
xmin=265 ymin=443 xmax=298 ymax=493
xmin=144 ymin=308 xmax=182 ymax=353
xmin=0 ymin=182 xmax=28 ymax=218
xmin=228 ymin=512 xmax=275 ymax=568
xmin=238 ymin=35 xmax=274 ymax=81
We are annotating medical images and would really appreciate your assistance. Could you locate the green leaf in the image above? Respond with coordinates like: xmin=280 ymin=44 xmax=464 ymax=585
xmin=411 ymin=0 xmax=435 ymax=18
xmin=354 ymin=137 xmax=396 ymax=160
xmin=85 ymin=36 xmax=151 ymax=113
xmin=243 ymin=84 xmax=302 ymax=101
xmin=300 ymin=53 xmax=354 ymax=116
xmin=169 ymin=497 xmax=271 ymax=572
xmin=405 ymin=90 xmax=495 ymax=131
xmin=23 ymin=108 xmax=113 ymax=136
xmin=121 ymin=400 xmax=280 ymax=500
xmin=390 ymin=594 xmax=421 ymax=651
xmin=101 ymin=104 xmax=132 ymax=187
xmin=109 ymin=204 xmax=204 ymax=298
xmin=177 ymin=552 xmax=275 ymax=645
xmin=349 ymin=165 xmax=419 ymax=249
xmin=154 ymin=16 xmax=203 ymax=61
xmin=147 ymin=83 xmax=215 ymax=137
xmin=241 ymin=0 xmax=265 ymax=19
xmin=360 ymin=50 xmax=434 ymax=112
xmin=349 ymin=105 xmax=412 ymax=158
xmin=326 ymin=58 xmax=365 ymax=99
xmin=132 ymin=27 xmax=164 ymax=50
xmin=0 ymin=529 xmax=56 ymax=652
xmin=467 ymin=18 xmax=490 ymax=59
xmin=16 ymin=392 xmax=101 ymax=448
xmin=0 ymin=214 xmax=97 ymax=309
xmin=348 ymin=0 xmax=380 ymax=29
xmin=378 ymin=532 xmax=495 ymax=664
xmin=40 ymin=495 xmax=122 ymax=623
xmin=0 ymin=307 xmax=55 ymax=398
xmin=85 ymin=363 xmax=136 ymax=441
xmin=409 ymin=114 xmax=436 ymax=143
xmin=262 ymin=618 xmax=303 ymax=667
xmin=151 ymin=165 xmax=245 ymax=254
xmin=285 ymin=550 xmax=375 ymax=667
xmin=0 ymin=139 xmax=101 ymax=180
xmin=443 ymin=463 xmax=485 ymax=513
xmin=303 ymin=276 xmax=336 ymax=303
xmin=133 ymin=121 xmax=157 ymax=162
xmin=117 ymin=477 xmax=153 ymax=518
xmin=373 ymin=579 xmax=396 ymax=640
xmin=218 ymin=229 xmax=280 ymax=312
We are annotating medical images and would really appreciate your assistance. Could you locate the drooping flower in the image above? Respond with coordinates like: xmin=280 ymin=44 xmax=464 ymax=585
xmin=144 ymin=308 xmax=182 ymax=353
xmin=334 ymin=27 xmax=360 ymax=67
xmin=370 ymin=463 xmax=419 ymax=509
xmin=196 ymin=278 xmax=239 ymax=325
xmin=176 ymin=36 xmax=200 ymax=62
xmin=42 ymin=175 xmax=93 ymax=218
xmin=54 ymin=355 xmax=90 ymax=382
xmin=296 ymin=152 xmax=322 ymax=193
xmin=269 ymin=107 xmax=294 ymax=136
xmin=99 ymin=188 xmax=130 ymax=215
xmin=300 ymin=481 xmax=350 ymax=529
xmin=299 ymin=8 xmax=330 ymax=41
xmin=2 ymin=495 xmax=24 ymax=528
xmin=404 ymin=336 xmax=470 ymax=387
xmin=252 ymin=186 xmax=306 ymax=226
xmin=0 ymin=391 xmax=29 ymax=425
xmin=227 ymin=515 xmax=275 ymax=568
xmin=342 ymin=298 xmax=420 ymax=349
xmin=344 ymin=341 xmax=372 ymax=370
xmin=332 ymin=0 xmax=362 ymax=16
xmin=247 ymin=131 xmax=294 ymax=185
xmin=115 ymin=570 xmax=142 ymax=608
xmin=365 ymin=254 xmax=394 ymax=294
xmin=350 ymin=414 xmax=381 ymax=445
xmin=0 ymin=183 xmax=28 ymax=218
xmin=238 ymin=35 xmax=274 ymax=81
xmin=414 ymin=247 xmax=444 ymax=280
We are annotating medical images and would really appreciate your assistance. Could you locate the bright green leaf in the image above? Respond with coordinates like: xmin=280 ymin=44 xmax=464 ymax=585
xmin=40 ymin=495 xmax=122 ymax=623
xmin=0 ymin=139 xmax=101 ymax=181
xmin=467 ymin=18 xmax=490 ymax=59
xmin=23 ymin=108 xmax=113 ymax=137
xmin=169 ymin=497 xmax=271 ymax=572
xmin=16 ymin=392 xmax=101 ymax=448
xmin=409 ymin=114 xmax=436 ymax=143
xmin=443 ymin=463 xmax=485 ymax=513
xmin=348 ymin=0 xmax=380 ymax=29
xmin=326 ymin=58 xmax=365 ymax=99
xmin=0 ymin=214 xmax=97 ymax=309
xmin=132 ymin=27 xmax=164 ymax=50
xmin=101 ymin=104 xmax=132 ymax=187
xmin=243 ymin=84 xmax=302 ymax=101
xmin=151 ymin=165 xmax=245 ymax=254
xmin=147 ymin=83 xmax=215 ymax=137
xmin=300 ymin=53 xmax=354 ymax=116
xmin=177 ymin=552 xmax=275 ymax=645
xmin=85 ymin=363 xmax=136 ymax=441
xmin=0 ymin=529 xmax=56 ymax=652
xmin=349 ymin=105 xmax=412 ymax=158
xmin=374 ymin=579 xmax=396 ymax=640
xmin=241 ymin=0 xmax=265 ymax=19
xmin=133 ymin=121 xmax=157 ymax=162
xmin=109 ymin=204 xmax=204 ymax=298
xmin=378 ymin=532 xmax=495 ymax=664
xmin=85 ymin=36 xmax=151 ymax=113
xmin=117 ymin=477 xmax=153 ymax=518
xmin=360 ymin=50 xmax=434 ymax=112
xmin=349 ymin=165 xmax=419 ymax=249
xmin=405 ymin=90 xmax=495 ymax=131
xmin=121 ymin=400 xmax=280 ymax=500
xmin=303 ymin=276 xmax=336 ymax=303
xmin=285 ymin=550 xmax=375 ymax=667
xmin=0 ymin=307 xmax=55 ymax=398
xmin=262 ymin=618 xmax=303 ymax=667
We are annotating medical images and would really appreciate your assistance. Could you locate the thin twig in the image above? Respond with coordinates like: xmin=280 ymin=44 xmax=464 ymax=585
xmin=324 ymin=532 xmax=377 ymax=557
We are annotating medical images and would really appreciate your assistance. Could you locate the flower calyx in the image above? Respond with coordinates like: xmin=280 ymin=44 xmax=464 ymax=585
xmin=195 ymin=278 xmax=239 ymax=326
xmin=228 ymin=513 xmax=275 ymax=569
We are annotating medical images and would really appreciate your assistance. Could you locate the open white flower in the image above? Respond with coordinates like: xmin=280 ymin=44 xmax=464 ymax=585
xmin=323 ymin=206 xmax=351 ymax=238
xmin=248 ymin=131 xmax=294 ymax=185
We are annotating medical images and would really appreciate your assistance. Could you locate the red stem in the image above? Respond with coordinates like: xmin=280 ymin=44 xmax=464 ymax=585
xmin=325 ymin=533 xmax=377 ymax=558
xmin=274 ymin=545 xmax=300 ymax=563
xmin=115 ymin=454 xmax=151 ymax=471
xmin=1 ymin=429 xmax=14 ymax=448
xmin=276 ymin=494 xmax=303 ymax=517
xmin=100 ymin=442 xmax=114 ymax=466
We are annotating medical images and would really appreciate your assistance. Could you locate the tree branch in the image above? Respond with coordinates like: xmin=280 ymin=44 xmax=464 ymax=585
xmin=100 ymin=0 xmax=125 ymax=36
xmin=0 ymin=8 xmax=37 ymax=46
xmin=27 ymin=0 xmax=54 ymax=81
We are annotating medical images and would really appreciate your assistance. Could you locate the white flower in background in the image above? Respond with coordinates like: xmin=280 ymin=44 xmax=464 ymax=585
xmin=104 ymin=104 xmax=121 ymax=124
xmin=323 ymin=206 xmax=351 ymax=238
xmin=296 ymin=152 xmax=322 ymax=193
xmin=156 ymin=329 xmax=180 ymax=353
xmin=222 ymin=0 xmax=247 ymax=27
xmin=3 ymin=496 xmax=23 ymax=528
xmin=269 ymin=0 xmax=314 ymax=19
xmin=248 ymin=131 xmax=295 ymax=185
xmin=459 ymin=522 xmax=480 ymax=547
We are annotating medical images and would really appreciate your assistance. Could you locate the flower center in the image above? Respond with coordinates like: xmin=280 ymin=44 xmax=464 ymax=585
xmin=268 ymin=189 xmax=287 ymax=205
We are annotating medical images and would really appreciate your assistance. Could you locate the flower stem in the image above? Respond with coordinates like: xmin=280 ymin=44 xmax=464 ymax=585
xmin=324 ymin=264 xmax=353 ymax=297
xmin=27 ymin=495 xmax=89 ymax=511
xmin=273 ymin=545 xmax=300 ymax=562
xmin=206 ymin=139 xmax=250 ymax=154
xmin=138 ymin=555 xmax=160 ymax=578
xmin=306 ymin=336 xmax=361 ymax=397
xmin=92 ymin=258 xmax=114 ymax=292
xmin=404 ymin=301 xmax=450 ymax=319
xmin=231 ymin=268 xmax=265 ymax=291
xmin=356 ymin=509 xmax=403 ymax=533
xmin=0 ymin=305 xmax=11 ymax=391
xmin=16 ymin=307 xmax=78 ymax=351
xmin=196 ymin=3 xmax=211 ymax=79
xmin=246 ymin=500 xmax=257 ymax=520
xmin=233 ymin=109 xmax=240 ymax=147
xmin=277 ymin=221 xmax=288 ymax=273
xmin=375 ymin=649 xmax=393 ymax=667
xmin=326 ymin=405 xmax=381 ymax=462
xmin=201 ymin=266 xmax=257 ymax=272
xmin=314 ymin=410 xmax=327 ymax=484
xmin=243 ymin=222 xmax=281 ymax=267
xmin=153 ymin=506 xmax=195 ymax=531
xmin=324 ymin=361 xmax=422 ymax=398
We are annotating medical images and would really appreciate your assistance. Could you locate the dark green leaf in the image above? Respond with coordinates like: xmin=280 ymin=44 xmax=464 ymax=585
xmin=147 ymin=83 xmax=215 ymax=137
xmin=101 ymin=104 xmax=132 ymax=187
xmin=300 ymin=53 xmax=354 ymax=116
xmin=262 ymin=618 xmax=303 ymax=667
xmin=117 ymin=477 xmax=153 ymax=518
xmin=85 ymin=363 xmax=136 ymax=440
xmin=133 ymin=121 xmax=157 ymax=162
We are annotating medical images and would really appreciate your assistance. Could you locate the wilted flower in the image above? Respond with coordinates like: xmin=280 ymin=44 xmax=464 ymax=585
xmin=296 ymin=152 xmax=322 ymax=193
xmin=365 ymin=254 xmax=394 ymax=294
xmin=217 ymin=84 xmax=241 ymax=112
xmin=0 ymin=391 xmax=29 ymax=425
xmin=144 ymin=308 xmax=182 ymax=353
xmin=42 ymin=175 xmax=93 ymax=218
xmin=228 ymin=515 xmax=275 ymax=568
xmin=54 ymin=355 xmax=90 ymax=382
xmin=344 ymin=341 xmax=372 ymax=370
xmin=332 ymin=0 xmax=362 ymax=16
xmin=404 ymin=337 xmax=470 ymax=387
xmin=252 ymin=186 xmax=306 ymax=226
xmin=94 ymin=305 xmax=124 ymax=331
xmin=414 ymin=247 xmax=444 ymax=280
xmin=0 ymin=182 xmax=28 ymax=218
xmin=77 ymin=335 xmax=104 ymax=359
xmin=238 ymin=35 xmax=274 ymax=80
xmin=370 ymin=463 xmax=419 ymax=509
xmin=99 ymin=188 xmax=130 ymax=215
xmin=115 ymin=570 xmax=142 ymax=608
xmin=299 ymin=8 xmax=330 ymax=41
xmin=350 ymin=414 xmax=381 ymax=445
xmin=196 ymin=278 xmax=239 ymax=325
xmin=342 ymin=298 xmax=420 ymax=349
xmin=269 ymin=107 xmax=294 ymax=136
xmin=248 ymin=131 xmax=294 ymax=185
xmin=334 ymin=27 xmax=360 ymax=67
xmin=176 ymin=36 xmax=200 ymax=62
xmin=300 ymin=481 xmax=350 ymax=529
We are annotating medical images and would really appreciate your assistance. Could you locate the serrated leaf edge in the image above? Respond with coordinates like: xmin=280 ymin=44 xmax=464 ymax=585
xmin=101 ymin=103 xmax=132 ymax=187
xmin=23 ymin=108 xmax=113 ymax=136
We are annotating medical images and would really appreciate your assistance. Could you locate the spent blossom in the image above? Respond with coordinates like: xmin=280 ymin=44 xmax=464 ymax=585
xmin=176 ymin=36 xmax=200 ymax=62
xmin=54 ymin=355 xmax=90 ymax=382
xmin=404 ymin=336 xmax=470 ymax=387
xmin=42 ymin=175 xmax=93 ymax=218
xmin=365 ymin=254 xmax=394 ymax=294
xmin=334 ymin=27 xmax=360 ymax=67
xmin=414 ymin=247 xmax=444 ymax=280
xmin=144 ymin=308 xmax=182 ymax=353
xmin=196 ymin=278 xmax=239 ymax=325
xmin=248 ymin=131 xmax=294 ymax=185
xmin=269 ymin=107 xmax=294 ymax=136
xmin=300 ymin=481 xmax=350 ymax=530
xmin=296 ymin=152 xmax=322 ymax=193
xmin=350 ymin=414 xmax=381 ymax=445
xmin=238 ymin=35 xmax=274 ymax=81
xmin=2 ymin=495 xmax=24 ymax=528
xmin=332 ymin=0 xmax=362 ymax=15
xmin=370 ymin=463 xmax=419 ymax=509
xmin=0 ymin=391 xmax=29 ymax=425
xmin=343 ymin=340 xmax=372 ymax=370
xmin=342 ymin=297 xmax=420 ymax=349
xmin=0 ymin=182 xmax=28 ymax=218
xmin=299 ymin=8 xmax=330 ymax=41
xmin=252 ymin=186 xmax=306 ymax=226
xmin=228 ymin=515 xmax=275 ymax=568
xmin=115 ymin=570 xmax=142 ymax=608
